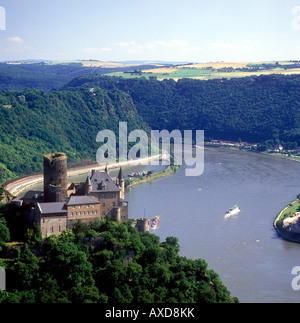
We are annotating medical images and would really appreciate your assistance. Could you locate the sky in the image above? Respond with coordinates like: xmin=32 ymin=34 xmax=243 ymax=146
xmin=0 ymin=0 xmax=300 ymax=63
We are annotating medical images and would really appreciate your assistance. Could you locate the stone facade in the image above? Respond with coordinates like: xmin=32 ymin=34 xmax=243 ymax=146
xmin=40 ymin=215 xmax=68 ymax=237
xmin=66 ymin=196 xmax=101 ymax=227
xmin=43 ymin=152 xmax=68 ymax=202
xmin=132 ymin=218 xmax=150 ymax=234
xmin=34 ymin=202 xmax=67 ymax=237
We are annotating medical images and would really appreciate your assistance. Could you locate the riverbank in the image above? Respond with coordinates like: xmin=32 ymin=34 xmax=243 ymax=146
xmin=204 ymin=140 xmax=300 ymax=164
xmin=126 ymin=165 xmax=180 ymax=188
xmin=273 ymin=198 xmax=300 ymax=244
xmin=2 ymin=154 xmax=164 ymax=197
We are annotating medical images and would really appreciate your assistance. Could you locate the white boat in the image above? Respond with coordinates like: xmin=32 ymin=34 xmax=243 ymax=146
xmin=151 ymin=216 xmax=160 ymax=230
xmin=225 ymin=205 xmax=240 ymax=218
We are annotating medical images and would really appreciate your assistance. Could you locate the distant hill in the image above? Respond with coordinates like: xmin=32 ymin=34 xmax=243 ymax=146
xmin=64 ymin=74 xmax=300 ymax=146
xmin=0 ymin=61 xmax=172 ymax=92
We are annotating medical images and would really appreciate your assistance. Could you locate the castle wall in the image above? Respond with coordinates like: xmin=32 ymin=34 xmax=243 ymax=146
xmin=132 ymin=218 xmax=150 ymax=233
xmin=67 ymin=203 xmax=101 ymax=219
xmin=118 ymin=202 xmax=129 ymax=222
xmin=66 ymin=201 xmax=102 ymax=232
xmin=40 ymin=216 xmax=68 ymax=237
xmin=90 ymin=191 xmax=120 ymax=217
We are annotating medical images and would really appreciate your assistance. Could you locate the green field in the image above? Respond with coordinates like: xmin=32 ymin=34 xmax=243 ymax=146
xmin=106 ymin=61 xmax=300 ymax=81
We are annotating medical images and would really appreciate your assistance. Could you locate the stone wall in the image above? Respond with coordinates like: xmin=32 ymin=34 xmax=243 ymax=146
xmin=90 ymin=191 xmax=119 ymax=217
xmin=132 ymin=218 xmax=150 ymax=233
xmin=40 ymin=216 xmax=68 ymax=238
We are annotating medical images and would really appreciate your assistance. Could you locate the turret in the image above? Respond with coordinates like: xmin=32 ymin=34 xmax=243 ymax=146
xmin=84 ymin=176 xmax=92 ymax=195
xmin=134 ymin=218 xmax=150 ymax=233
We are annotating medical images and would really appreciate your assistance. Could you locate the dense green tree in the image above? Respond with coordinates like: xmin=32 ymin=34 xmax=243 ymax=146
xmin=68 ymin=74 xmax=300 ymax=145
xmin=9 ymin=244 xmax=40 ymax=290
xmin=0 ymin=218 xmax=10 ymax=245
xmin=0 ymin=219 xmax=238 ymax=303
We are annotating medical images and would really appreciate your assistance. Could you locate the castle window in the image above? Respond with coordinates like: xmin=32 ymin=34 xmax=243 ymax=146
xmin=83 ymin=211 xmax=85 ymax=215
xmin=112 ymin=194 xmax=116 ymax=198
xmin=102 ymin=211 xmax=106 ymax=216
xmin=75 ymin=212 xmax=78 ymax=216
xmin=91 ymin=210 xmax=94 ymax=215
xmin=112 ymin=202 xmax=116 ymax=207
xmin=95 ymin=210 xmax=97 ymax=214
xmin=87 ymin=210 xmax=89 ymax=215
xmin=102 ymin=194 xmax=105 ymax=198
xmin=87 ymin=205 xmax=89 ymax=209
xmin=79 ymin=211 xmax=81 ymax=216
xmin=102 ymin=203 xmax=105 ymax=207
xmin=92 ymin=204 xmax=95 ymax=208
xmin=71 ymin=212 xmax=73 ymax=216
xmin=78 ymin=205 xmax=81 ymax=209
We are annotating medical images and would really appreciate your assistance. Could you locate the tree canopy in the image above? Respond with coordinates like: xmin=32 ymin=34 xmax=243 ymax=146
xmin=0 ymin=218 xmax=238 ymax=303
xmin=66 ymin=74 xmax=300 ymax=146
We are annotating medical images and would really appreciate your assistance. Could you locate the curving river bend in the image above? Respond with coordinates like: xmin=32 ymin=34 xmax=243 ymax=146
xmin=126 ymin=147 xmax=300 ymax=303
xmin=22 ymin=147 xmax=300 ymax=303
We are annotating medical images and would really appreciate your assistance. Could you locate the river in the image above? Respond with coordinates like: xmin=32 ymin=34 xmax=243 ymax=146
xmin=126 ymin=147 xmax=300 ymax=303
xmin=21 ymin=147 xmax=300 ymax=303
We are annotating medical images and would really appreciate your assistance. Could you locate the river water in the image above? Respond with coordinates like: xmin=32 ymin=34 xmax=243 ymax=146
xmin=126 ymin=147 xmax=300 ymax=303
xmin=22 ymin=147 xmax=300 ymax=303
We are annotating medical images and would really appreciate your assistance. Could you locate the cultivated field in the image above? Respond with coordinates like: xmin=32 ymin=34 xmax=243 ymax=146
xmin=109 ymin=61 xmax=300 ymax=81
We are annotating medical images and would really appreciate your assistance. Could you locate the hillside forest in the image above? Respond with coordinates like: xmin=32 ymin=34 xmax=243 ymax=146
xmin=0 ymin=72 xmax=300 ymax=184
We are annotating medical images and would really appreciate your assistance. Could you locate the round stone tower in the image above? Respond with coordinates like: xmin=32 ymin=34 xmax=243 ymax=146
xmin=136 ymin=218 xmax=150 ymax=233
xmin=43 ymin=152 xmax=68 ymax=202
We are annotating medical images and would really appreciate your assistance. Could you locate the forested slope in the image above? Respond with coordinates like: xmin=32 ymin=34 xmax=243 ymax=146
xmin=0 ymin=87 xmax=149 ymax=184
xmin=66 ymin=74 xmax=300 ymax=145
xmin=0 ymin=218 xmax=238 ymax=303
xmin=1 ymin=72 xmax=300 ymax=184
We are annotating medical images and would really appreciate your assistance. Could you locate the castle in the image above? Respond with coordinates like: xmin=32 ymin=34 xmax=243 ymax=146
xmin=30 ymin=152 xmax=149 ymax=237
